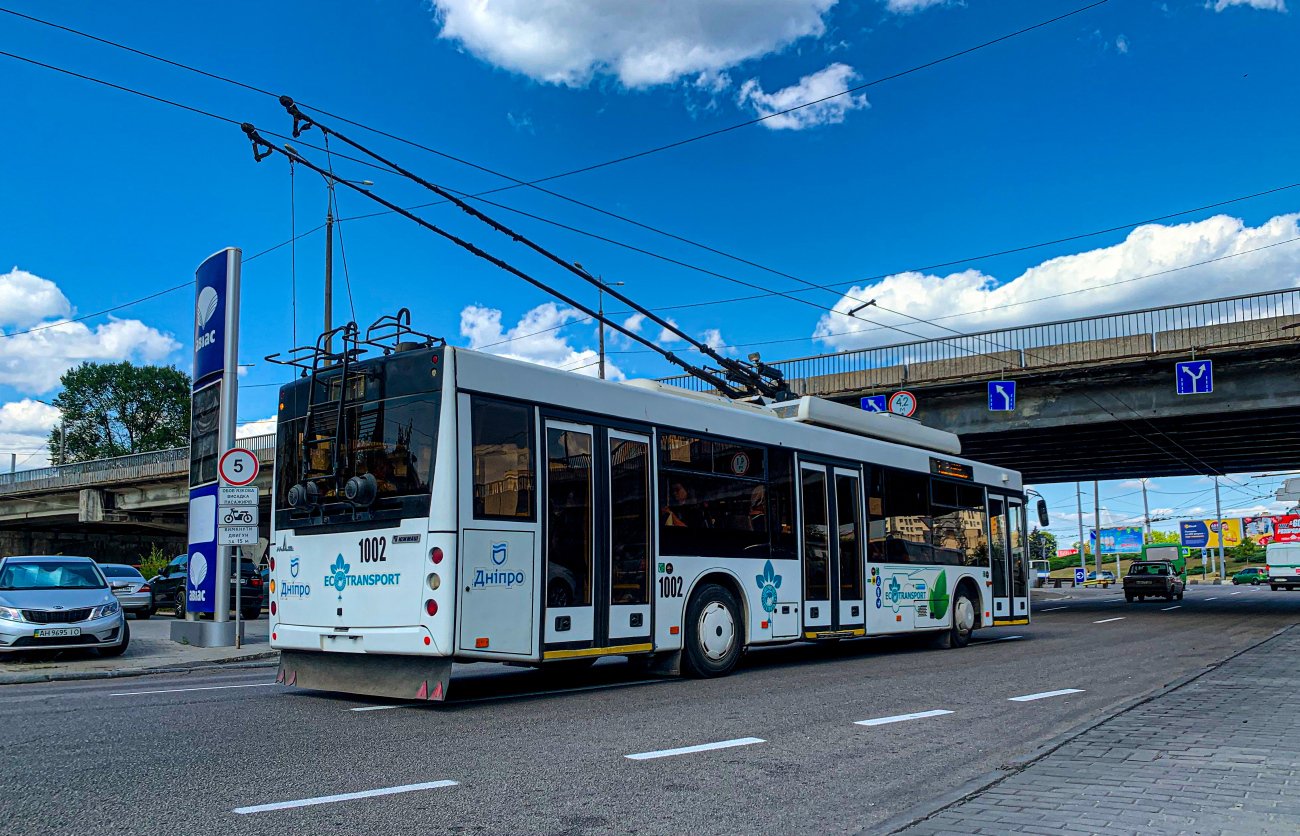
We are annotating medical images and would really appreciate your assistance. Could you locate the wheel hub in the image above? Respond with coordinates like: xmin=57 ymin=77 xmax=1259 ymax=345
xmin=955 ymin=596 xmax=975 ymax=635
xmin=698 ymin=602 xmax=735 ymax=661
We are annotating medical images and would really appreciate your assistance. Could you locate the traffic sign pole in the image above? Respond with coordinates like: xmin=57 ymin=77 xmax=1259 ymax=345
xmin=217 ymin=447 xmax=260 ymax=649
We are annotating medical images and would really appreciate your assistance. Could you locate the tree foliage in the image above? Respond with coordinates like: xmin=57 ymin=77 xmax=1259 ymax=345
xmin=1027 ymin=527 xmax=1057 ymax=561
xmin=48 ymin=362 xmax=191 ymax=463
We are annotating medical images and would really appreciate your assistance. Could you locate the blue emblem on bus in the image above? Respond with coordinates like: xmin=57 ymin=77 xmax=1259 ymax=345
xmin=755 ymin=560 xmax=782 ymax=613
xmin=328 ymin=555 xmax=351 ymax=600
xmin=491 ymin=543 xmax=508 ymax=565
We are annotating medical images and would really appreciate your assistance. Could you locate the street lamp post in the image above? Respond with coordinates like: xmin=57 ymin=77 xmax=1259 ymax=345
xmin=597 ymin=277 xmax=624 ymax=380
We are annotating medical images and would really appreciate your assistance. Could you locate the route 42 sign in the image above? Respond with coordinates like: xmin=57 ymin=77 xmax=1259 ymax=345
xmin=218 ymin=448 xmax=259 ymax=486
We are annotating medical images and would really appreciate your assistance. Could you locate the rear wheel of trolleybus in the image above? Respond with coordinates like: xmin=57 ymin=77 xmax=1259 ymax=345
xmin=682 ymin=583 xmax=743 ymax=678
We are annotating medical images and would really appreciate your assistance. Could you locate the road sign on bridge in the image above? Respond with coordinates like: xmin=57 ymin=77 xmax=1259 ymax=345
xmin=1175 ymin=360 xmax=1213 ymax=395
xmin=860 ymin=395 xmax=886 ymax=412
xmin=988 ymin=380 xmax=1017 ymax=411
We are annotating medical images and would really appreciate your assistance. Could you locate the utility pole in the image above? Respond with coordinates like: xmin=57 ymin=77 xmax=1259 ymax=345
xmin=1093 ymin=480 xmax=1102 ymax=577
xmin=8 ymin=453 xmax=13 ymax=475
xmin=1076 ymin=482 xmax=1086 ymax=575
xmin=1214 ymin=476 xmax=1225 ymax=582
xmin=323 ymin=180 xmax=334 ymax=354
xmin=596 ymin=277 xmax=624 ymax=380
xmin=1141 ymin=478 xmax=1151 ymax=543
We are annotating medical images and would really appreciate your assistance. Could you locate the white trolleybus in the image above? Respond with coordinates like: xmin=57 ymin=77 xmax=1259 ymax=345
xmin=267 ymin=315 xmax=1036 ymax=702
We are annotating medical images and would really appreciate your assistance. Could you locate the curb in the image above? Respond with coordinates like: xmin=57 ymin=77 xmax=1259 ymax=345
xmin=873 ymin=622 xmax=1298 ymax=834
xmin=0 ymin=650 xmax=280 ymax=685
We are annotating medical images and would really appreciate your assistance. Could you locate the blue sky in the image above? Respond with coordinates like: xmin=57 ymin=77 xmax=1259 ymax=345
xmin=0 ymin=0 xmax=1297 ymax=535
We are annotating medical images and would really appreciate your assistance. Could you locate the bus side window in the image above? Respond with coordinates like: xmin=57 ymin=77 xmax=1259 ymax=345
xmin=880 ymin=467 xmax=933 ymax=564
xmin=470 ymin=397 xmax=536 ymax=521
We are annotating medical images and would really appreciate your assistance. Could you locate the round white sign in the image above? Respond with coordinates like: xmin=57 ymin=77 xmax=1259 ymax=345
xmin=888 ymin=390 xmax=918 ymax=418
xmin=218 ymin=448 xmax=259 ymax=486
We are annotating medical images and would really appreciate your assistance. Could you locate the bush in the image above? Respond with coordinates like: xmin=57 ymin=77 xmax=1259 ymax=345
xmin=138 ymin=544 xmax=170 ymax=579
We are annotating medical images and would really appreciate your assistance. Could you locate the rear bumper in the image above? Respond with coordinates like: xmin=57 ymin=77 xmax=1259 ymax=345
xmin=1269 ymin=578 xmax=1300 ymax=586
xmin=278 ymin=649 xmax=453 ymax=702
xmin=273 ymin=623 xmax=447 ymax=656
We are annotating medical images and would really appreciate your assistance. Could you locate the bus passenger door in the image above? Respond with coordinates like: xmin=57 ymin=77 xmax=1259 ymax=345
xmin=989 ymin=495 xmax=1010 ymax=622
xmin=543 ymin=420 xmax=596 ymax=651
xmin=799 ymin=462 xmax=864 ymax=636
xmin=1008 ymin=498 xmax=1029 ymax=620
xmin=606 ymin=431 xmax=652 ymax=647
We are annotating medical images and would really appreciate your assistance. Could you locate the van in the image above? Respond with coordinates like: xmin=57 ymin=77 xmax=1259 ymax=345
xmin=1265 ymin=543 xmax=1300 ymax=590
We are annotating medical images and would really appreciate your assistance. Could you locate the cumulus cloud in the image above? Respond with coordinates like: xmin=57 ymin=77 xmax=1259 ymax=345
xmin=1116 ymin=34 xmax=1130 ymax=53
xmin=0 ymin=268 xmax=72 ymax=329
xmin=237 ymin=416 xmax=278 ymax=438
xmin=0 ymin=317 xmax=180 ymax=393
xmin=460 ymin=302 xmax=624 ymax=379
xmin=813 ymin=213 xmax=1300 ymax=351
xmin=432 ymin=0 xmax=836 ymax=88
xmin=0 ymin=399 xmax=61 ymax=470
xmin=1211 ymin=0 xmax=1286 ymax=11
xmin=737 ymin=62 xmax=869 ymax=129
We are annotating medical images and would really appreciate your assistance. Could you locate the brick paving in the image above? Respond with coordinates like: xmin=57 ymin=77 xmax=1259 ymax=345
xmin=902 ymin=627 xmax=1300 ymax=835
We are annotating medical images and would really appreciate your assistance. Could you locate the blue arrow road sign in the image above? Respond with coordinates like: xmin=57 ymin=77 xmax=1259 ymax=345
xmin=988 ymin=380 xmax=1016 ymax=411
xmin=1175 ymin=360 xmax=1213 ymax=395
xmin=1075 ymin=568 xmax=1086 ymax=584
xmin=860 ymin=395 xmax=887 ymax=412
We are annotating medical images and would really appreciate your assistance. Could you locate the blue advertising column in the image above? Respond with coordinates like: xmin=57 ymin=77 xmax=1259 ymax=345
xmin=173 ymin=247 xmax=241 ymax=647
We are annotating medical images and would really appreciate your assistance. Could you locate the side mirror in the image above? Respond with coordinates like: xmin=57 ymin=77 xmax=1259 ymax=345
xmin=1036 ymin=498 xmax=1050 ymax=528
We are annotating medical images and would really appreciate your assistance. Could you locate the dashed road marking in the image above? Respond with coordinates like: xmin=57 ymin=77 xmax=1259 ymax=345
xmin=234 ymin=780 xmax=458 ymax=814
xmin=1041 ymin=607 xmax=1068 ymax=612
xmin=1093 ymin=617 xmax=1126 ymax=624
xmin=1161 ymin=605 xmax=1182 ymax=611
xmin=626 ymin=737 xmax=764 ymax=761
xmin=111 ymin=682 xmax=275 ymax=697
xmin=1205 ymin=597 xmax=1218 ymax=601
xmin=855 ymin=709 xmax=954 ymax=727
xmin=1230 ymin=591 xmax=1243 ymax=596
xmin=1008 ymin=688 xmax=1085 ymax=702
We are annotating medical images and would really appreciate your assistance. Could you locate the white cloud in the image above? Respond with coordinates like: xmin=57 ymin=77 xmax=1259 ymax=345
xmin=814 ymin=213 xmax=1300 ymax=351
xmin=237 ymin=416 xmax=278 ymax=438
xmin=0 ymin=317 xmax=180 ymax=393
xmin=701 ymin=328 xmax=728 ymax=353
xmin=1211 ymin=0 xmax=1286 ymax=11
xmin=883 ymin=0 xmax=951 ymax=13
xmin=1116 ymin=34 xmax=1130 ymax=53
xmin=0 ymin=268 xmax=72 ymax=329
xmin=0 ymin=399 xmax=61 ymax=471
xmin=460 ymin=302 xmax=625 ymax=379
xmin=737 ymin=62 xmax=869 ymax=130
xmin=623 ymin=313 xmax=646 ymax=334
xmin=657 ymin=317 xmax=684 ymax=345
xmin=432 ymin=0 xmax=836 ymax=88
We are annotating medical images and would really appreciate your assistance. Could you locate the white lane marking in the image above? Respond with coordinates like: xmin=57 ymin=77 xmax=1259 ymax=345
xmin=111 ymin=682 xmax=275 ymax=697
xmin=1093 ymin=617 xmax=1126 ymax=624
xmin=984 ymin=635 xmax=1024 ymax=642
xmin=234 ymin=780 xmax=458 ymax=814
xmin=855 ymin=709 xmax=954 ymax=727
xmin=1205 ymin=597 xmax=1218 ymax=601
xmin=1230 ymin=591 xmax=1243 ymax=596
xmin=625 ymin=737 xmax=764 ymax=761
xmin=1161 ymin=605 xmax=1182 ymax=611
xmin=1008 ymin=688 xmax=1085 ymax=702
xmin=1041 ymin=607 xmax=1068 ymax=612
xmin=350 ymin=704 xmax=418 ymax=712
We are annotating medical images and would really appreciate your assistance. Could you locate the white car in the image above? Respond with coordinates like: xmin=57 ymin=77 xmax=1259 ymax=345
xmin=0 ymin=556 xmax=130 ymax=655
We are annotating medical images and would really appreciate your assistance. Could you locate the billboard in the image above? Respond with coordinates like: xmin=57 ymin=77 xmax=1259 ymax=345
xmin=1090 ymin=526 xmax=1144 ymax=555
xmin=1179 ymin=518 xmax=1242 ymax=549
xmin=1243 ymin=515 xmax=1300 ymax=545
xmin=186 ymin=248 xmax=241 ymax=615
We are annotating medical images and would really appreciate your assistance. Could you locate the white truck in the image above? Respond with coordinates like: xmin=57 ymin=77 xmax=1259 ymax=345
xmin=1266 ymin=543 xmax=1300 ymax=590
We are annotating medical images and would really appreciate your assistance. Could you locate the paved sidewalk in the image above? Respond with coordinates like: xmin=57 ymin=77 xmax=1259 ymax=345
xmin=899 ymin=626 xmax=1300 ymax=835
xmin=0 ymin=616 xmax=277 ymax=684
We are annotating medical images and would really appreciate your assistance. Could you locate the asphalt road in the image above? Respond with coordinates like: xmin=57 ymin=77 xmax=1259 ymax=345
xmin=3 ymin=584 xmax=1298 ymax=836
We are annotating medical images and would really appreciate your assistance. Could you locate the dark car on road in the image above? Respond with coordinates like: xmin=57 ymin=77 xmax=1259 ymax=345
xmin=1124 ymin=561 xmax=1184 ymax=602
xmin=149 ymin=555 xmax=263 ymax=620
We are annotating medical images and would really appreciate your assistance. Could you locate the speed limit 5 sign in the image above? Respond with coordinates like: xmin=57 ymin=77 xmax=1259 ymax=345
xmin=218 ymin=448 xmax=260 ymax=486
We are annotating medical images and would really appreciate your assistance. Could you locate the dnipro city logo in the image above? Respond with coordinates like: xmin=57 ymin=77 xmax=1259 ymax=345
xmin=327 ymin=554 xmax=351 ymax=601
xmin=289 ymin=557 xmax=300 ymax=579
xmin=755 ymin=559 xmax=782 ymax=613
xmin=491 ymin=543 xmax=508 ymax=565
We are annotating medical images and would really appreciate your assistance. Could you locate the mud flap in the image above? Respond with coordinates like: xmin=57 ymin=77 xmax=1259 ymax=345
xmin=278 ymin=650 xmax=453 ymax=702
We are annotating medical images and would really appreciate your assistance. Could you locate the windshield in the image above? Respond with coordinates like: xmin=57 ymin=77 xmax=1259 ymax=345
xmin=275 ymin=346 xmax=442 ymax=529
xmin=0 ymin=561 xmax=107 ymax=590
xmin=1128 ymin=563 xmax=1169 ymax=576
xmin=100 ymin=565 xmax=144 ymax=579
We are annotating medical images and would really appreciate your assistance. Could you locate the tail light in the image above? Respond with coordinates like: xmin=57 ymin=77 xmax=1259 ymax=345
xmin=270 ymin=601 xmax=277 ymax=616
xmin=139 ymin=583 xmax=151 ymax=593
xmin=430 ymin=547 xmax=444 ymax=564
xmin=251 ymin=577 xmax=262 ymax=587
xmin=270 ymin=556 xmax=276 ymax=571
xmin=425 ymin=599 xmax=438 ymax=616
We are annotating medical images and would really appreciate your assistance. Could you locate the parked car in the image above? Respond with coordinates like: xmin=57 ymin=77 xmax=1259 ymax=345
xmin=1087 ymin=570 xmax=1116 ymax=584
xmin=149 ymin=555 xmax=264 ymax=620
xmin=0 ymin=555 xmax=129 ymax=656
xmin=100 ymin=563 xmax=153 ymax=618
xmin=1124 ymin=561 xmax=1185 ymax=603
xmin=1232 ymin=567 xmax=1268 ymax=586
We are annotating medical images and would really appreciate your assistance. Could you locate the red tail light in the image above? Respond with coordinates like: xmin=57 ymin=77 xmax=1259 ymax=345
xmin=270 ymin=601 xmax=277 ymax=616
xmin=251 ymin=577 xmax=262 ymax=587
xmin=430 ymin=547 xmax=444 ymax=564
xmin=270 ymin=556 xmax=276 ymax=571
xmin=425 ymin=599 xmax=438 ymax=616
xmin=139 ymin=584 xmax=151 ymax=593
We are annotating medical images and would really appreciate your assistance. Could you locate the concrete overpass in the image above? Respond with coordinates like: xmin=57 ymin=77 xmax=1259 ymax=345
xmin=0 ymin=435 xmax=273 ymax=560
xmin=665 ymin=287 xmax=1300 ymax=483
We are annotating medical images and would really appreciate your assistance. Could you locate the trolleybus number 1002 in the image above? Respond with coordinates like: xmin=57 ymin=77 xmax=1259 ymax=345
xmin=659 ymin=575 xmax=684 ymax=598
xmin=358 ymin=536 xmax=388 ymax=563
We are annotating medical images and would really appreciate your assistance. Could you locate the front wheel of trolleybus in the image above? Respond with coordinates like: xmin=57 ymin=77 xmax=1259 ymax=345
xmin=682 ymin=583 xmax=744 ymax=678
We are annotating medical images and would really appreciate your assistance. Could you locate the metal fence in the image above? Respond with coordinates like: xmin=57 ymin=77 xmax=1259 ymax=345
xmin=0 ymin=433 xmax=275 ymax=497
xmin=662 ymin=287 xmax=1300 ymax=395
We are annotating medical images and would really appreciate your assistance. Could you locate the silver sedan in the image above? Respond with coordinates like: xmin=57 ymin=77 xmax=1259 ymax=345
xmin=100 ymin=563 xmax=154 ymax=619
xmin=0 ymin=556 xmax=129 ymax=655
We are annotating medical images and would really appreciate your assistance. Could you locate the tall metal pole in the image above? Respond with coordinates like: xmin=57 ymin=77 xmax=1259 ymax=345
xmin=8 ymin=453 xmax=13 ymax=474
xmin=323 ymin=184 xmax=334 ymax=354
xmin=597 ymin=281 xmax=606 ymax=380
xmin=1215 ymin=476 xmax=1225 ymax=582
xmin=1076 ymin=482 xmax=1086 ymax=575
xmin=1141 ymin=478 xmax=1151 ymax=543
xmin=1093 ymin=480 xmax=1102 ymax=577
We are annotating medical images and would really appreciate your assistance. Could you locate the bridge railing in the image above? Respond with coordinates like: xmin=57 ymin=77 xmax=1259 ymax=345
xmin=0 ymin=433 xmax=276 ymax=497
xmin=662 ymin=287 xmax=1300 ymax=396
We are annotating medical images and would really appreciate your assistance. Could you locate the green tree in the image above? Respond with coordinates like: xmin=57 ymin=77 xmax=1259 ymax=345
xmin=48 ymin=362 xmax=191 ymax=463
xmin=1147 ymin=529 xmax=1181 ymax=545
xmin=1027 ymin=527 xmax=1057 ymax=563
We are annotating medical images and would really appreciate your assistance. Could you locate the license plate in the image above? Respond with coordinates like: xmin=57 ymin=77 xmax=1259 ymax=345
xmin=34 ymin=627 xmax=81 ymax=638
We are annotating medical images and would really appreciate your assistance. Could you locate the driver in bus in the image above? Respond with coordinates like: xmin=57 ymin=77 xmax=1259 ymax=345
xmin=663 ymin=481 xmax=705 ymax=528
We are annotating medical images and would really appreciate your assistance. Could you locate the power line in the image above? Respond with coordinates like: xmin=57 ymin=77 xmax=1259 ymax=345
xmin=0 ymin=281 xmax=193 ymax=341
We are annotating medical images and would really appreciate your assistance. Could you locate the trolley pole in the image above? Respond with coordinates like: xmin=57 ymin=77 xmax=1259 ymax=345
xmin=1215 ymin=476 xmax=1225 ymax=582
xmin=323 ymin=189 xmax=334 ymax=354
xmin=596 ymin=277 xmax=624 ymax=380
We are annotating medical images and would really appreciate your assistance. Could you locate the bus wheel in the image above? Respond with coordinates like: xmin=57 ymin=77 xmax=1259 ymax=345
xmin=682 ymin=584 xmax=742 ymax=678
xmin=948 ymin=589 xmax=976 ymax=649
